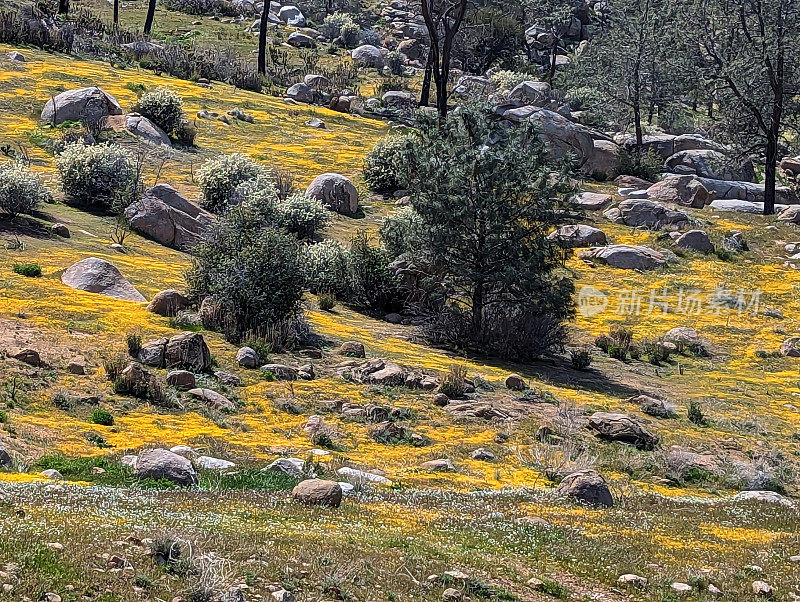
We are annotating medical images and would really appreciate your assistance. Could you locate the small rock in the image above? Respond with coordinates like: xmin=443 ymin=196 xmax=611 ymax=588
xmin=505 ymin=373 xmax=527 ymax=391
xmin=291 ymin=479 xmax=343 ymax=508
xmin=339 ymin=341 xmax=365 ymax=357
xmin=442 ymin=588 xmax=462 ymax=601
xmin=166 ymin=370 xmax=195 ymax=390
xmin=12 ymin=348 xmax=41 ymax=366
xmin=618 ymin=574 xmax=648 ymax=587
xmin=469 ymin=448 xmax=495 ymax=461
xmin=305 ymin=118 xmax=326 ymax=128
xmin=752 ymin=581 xmax=773 ymax=597
xmin=707 ymin=584 xmax=723 ymax=596
xmin=195 ymin=456 xmax=236 ymax=471
xmin=671 ymin=582 xmax=692 ymax=594
xmin=41 ymin=469 xmax=63 ymax=480
xmin=433 ymin=393 xmax=449 ymax=407
xmin=420 ymin=459 xmax=455 ymax=472
xmin=51 ymin=223 xmax=70 ymax=237
xmin=67 ymin=356 xmax=86 ymax=375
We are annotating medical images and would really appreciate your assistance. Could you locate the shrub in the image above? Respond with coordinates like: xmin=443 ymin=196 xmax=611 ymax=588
xmin=278 ymin=194 xmax=330 ymax=240
xmin=126 ymin=332 xmax=142 ymax=357
xmin=163 ymin=0 xmax=239 ymax=16
xmin=616 ymin=148 xmax=663 ymax=182
xmin=186 ymin=200 xmax=306 ymax=337
xmin=131 ymin=87 xmax=185 ymax=136
xmin=306 ymin=239 xmax=351 ymax=298
xmin=339 ymin=21 xmax=361 ymax=48
xmin=360 ymin=28 xmax=381 ymax=47
xmin=320 ymin=12 xmax=355 ymax=41
xmin=379 ymin=206 xmax=424 ymax=259
xmin=489 ymin=69 xmax=529 ymax=91
xmin=13 ymin=263 xmax=41 ymax=277
xmin=197 ymin=153 xmax=267 ymax=212
xmin=569 ymin=347 xmax=592 ymax=370
xmin=318 ymin=292 xmax=337 ymax=311
xmin=0 ymin=162 xmax=51 ymax=217
xmin=345 ymin=231 xmax=400 ymax=311
xmin=439 ymin=364 xmax=468 ymax=398
xmin=91 ymin=409 xmax=115 ymax=426
xmin=173 ymin=119 xmax=198 ymax=146
xmin=386 ymin=50 xmax=405 ymax=75
xmin=56 ymin=143 xmax=136 ymax=208
xmin=363 ymin=134 xmax=414 ymax=192
xmin=688 ymin=400 xmax=707 ymax=426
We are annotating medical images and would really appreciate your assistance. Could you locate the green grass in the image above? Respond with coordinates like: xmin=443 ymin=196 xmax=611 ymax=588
xmin=13 ymin=262 xmax=42 ymax=277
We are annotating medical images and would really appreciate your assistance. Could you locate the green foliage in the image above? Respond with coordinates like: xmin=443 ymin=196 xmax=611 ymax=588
xmin=13 ymin=262 xmax=42 ymax=277
xmin=90 ymin=409 xmax=115 ymax=426
xmin=131 ymin=86 xmax=185 ymax=135
xmin=318 ymin=292 xmax=337 ymax=311
xmin=0 ymin=161 xmax=51 ymax=217
xmin=688 ymin=400 xmax=707 ymax=426
xmin=126 ymin=332 xmax=142 ymax=356
xmin=344 ymin=231 xmax=400 ymax=312
xmin=439 ymin=364 xmax=468 ymax=398
xmin=616 ymin=148 xmax=663 ymax=182
xmin=339 ymin=21 xmax=361 ymax=48
xmin=320 ymin=12 xmax=355 ymax=41
xmin=569 ymin=347 xmax=592 ymax=370
xmin=305 ymin=239 xmax=350 ymax=298
xmin=363 ymin=134 xmax=414 ymax=192
xmin=386 ymin=51 xmax=405 ymax=76
xmin=379 ymin=206 xmax=425 ymax=259
xmin=186 ymin=197 xmax=306 ymax=336
xmin=56 ymin=142 xmax=136 ymax=208
xmin=197 ymin=153 xmax=267 ymax=212
xmin=278 ymin=194 xmax=330 ymax=240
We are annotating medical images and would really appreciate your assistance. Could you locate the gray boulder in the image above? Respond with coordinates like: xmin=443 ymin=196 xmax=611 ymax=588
xmin=305 ymin=173 xmax=359 ymax=214
xmin=666 ymin=149 xmax=754 ymax=182
xmin=382 ymin=90 xmax=415 ymax=107
xmin=165 ymin=332 xmax=212 ymax=372
xmin=166 ymin=370 xmax=195 ymax=390
xmin=629 ymin=394 xmax=676 ymax=418
xmin=8 ymin=51 xmax=25 ymax=62
xmin=646 ymin=175 xmax=714 ymax=208
xmin=548 ymin=224 xmax=607 ymax=247
xmin=147 ymin=289 xmax=190 ymax=316
xmin=138 ymin=338 xmax=167 ymax=367
xmin=278 ymin=5 xmax=305 ymax=26
xmin=195 ymin=455 xmax=236 ymax=470
xmin=134 ymin=448 xmax=198 ymax=486
xmin=124 ymin=113 xmax=171 ymax=146
xmin=579 ymin=245 xmax=666 ymax=270
xmin=0 ymin=444 xmax=12 ymax=467
xmin=41 ymin=87 xmax=122 ymax=125
xmin=674 ymin=230 xmax=714 ymax=254
xmin=125 ymin=184 xmax=214 ymax=252
xmin=236 ymin=346 xmax=260 ymax=368
xmin=351 ymin=45 xmax=385 ymax=68
xmin=304 ymin=74 xmax=331 ymax=90
xmin=588 ymin=412 xmax=659 ymax=449
xmin=508 ymin=80 xmax=552 ymax=106
xmin=187 ymin=388 xmax=237 ymax=412
xmin=263 ymin=457 xmax=308 ymax=478
xmin=287 ymin=31 xmax=316 ymax=48
xmin=502 ymin=108 xmax=594 ymax=166
xmin=574 ymin=191 xmax=612 ymax=210
xmin=286 ymin=82 xmax=315 ymax=104
xmin=61 ymin=258 xmax=145 ymax=302
xmin=607 ymin=199 xmax=690 ymax=230
xmin=583 ymin=139 xmax=621 ymax=181
xmin=672 ymin=133 xmax=726 ymax=154
xmin=556 ymin=469 xmax=614 ymax=508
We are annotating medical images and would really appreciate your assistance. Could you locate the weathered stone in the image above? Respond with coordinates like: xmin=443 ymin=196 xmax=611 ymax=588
xmin=609 ymin=199 xmax=690 ymax=230
xmin=187 ymin=388 xmax=236 ymax=412
xmin=339 ymin=341 xmax=365 ymax=357
xmin=286 ymin=82 xmax=315 ymax=104
xmin=305 ymin=173 xmax=359 ymax=214
xmin=505 ymin=373 xmax=527 ymax=391
xmin=165 ymin=332 xmax=212 ymax=372
xmin=147 ymin=289 xmax=190 ymax=316
xmin=236 ymin=346 xmax=259 ymax=368
xmin=674 ymin=230 xmax=714 ymax=254
xmin=166 ymin=370 xmax=195 ymax=390
xmin=134 ymin=448 xmax=198 ymax=486
xmin=574 ymin=192 xmax=612 ymax=210
xmin=419 ymin=458 xmax=455 ymax=472
xmin=261 ymin=363 xmax=299 ymax=380
xmin=263 ymin=457 xmax=307 ymax=478
xmin=138 ymin=338 xmax=167 ymax=367
xmin=548 ymin=224 xmax=607 ymax=247
xmin=61 ymin=257 xmax=145 ymax=302
xmin=579 ymin=245 xmax=666 ymax=270
xmin=12 ymin=348 xmax=41 ymax=366
xmin=41 ymin=86 xmax=122 ymax=125
xmin=195 ymin=455 xmax=235 ymax=470
xmin=291 ymin=479 xmax=343 ymax=507
xmin=556 ymin=469 xmax=614 ymax=508
xmin=351 ymin=45 xmax=385 ymax=68
xmin=588 ymin=412 xmax=659 ymax=450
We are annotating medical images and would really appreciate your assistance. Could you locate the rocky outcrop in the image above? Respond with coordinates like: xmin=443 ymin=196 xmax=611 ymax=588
xmin=605 ymin=199 xmax=690 ymax=230
xmin=165 ymin=332 xmax=212 ymax=372
xmin=646 ymin=175 xmax=714 ymax=208
xmin=588 ymin=412 xmax=659 ymax=450
xmin=578 ymin=245 xmax=666 ymax=270
xmin=338 ymin=359 xmax=438 ymax=390
xmin=41 ymin=87 xmax=122 ymax=125
xmin=547 ymin=224 xmax=607 ymax=247
xmin=61 ymin=258 xmax=146 ymax=302
xmin=665 ymin=149 xmax=754 ymax=182
xmin=125 ymin=184 xmax=214 ymax=252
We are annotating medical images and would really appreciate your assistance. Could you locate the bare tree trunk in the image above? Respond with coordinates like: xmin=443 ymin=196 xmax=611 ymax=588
xmin=547 ymin=36 xmax=558 ymax=83
xmin=113 ymin=0 xmax=119 ymax=26
xmin=420 ymin=52 xmax=433 ymax=106
xmin=58 ymin=0 xmax=69 ymax=14
xmin=144 ymin=0 xmax=156 ymax=34
xmin=257 ymin=0 xmax=269 ymax=75
xmin=471 ymin=282 xmax=484 ymax=336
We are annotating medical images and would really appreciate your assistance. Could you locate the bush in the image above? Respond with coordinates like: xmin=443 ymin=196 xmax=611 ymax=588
xmin=173 ymin=119 xmax=198 ymax=146
xmin=439 ymin=364 xmax=468 ymax=398
xmin=339 ymin=21 xmax=361 ymax=48
xmin=688 ymin=400 xmax=707 ymax=426
xmin=0 ymin=162 xmax=51 ymax=217
xmin=569 ymin=347 xmax=592 ymax=370
xmin=320 ymin=12 xmax=355 ymax=41
xmin=360 ymin=29 xmax=381 ymax=47
xmin=386 ymin=50 xmax=405 ymax=75
xmin=363 ymin=134 xmax=414 ymax=192
xmin=380 ymin=206 xmax=424 ymax=258
xmin=13 ymin=263 xmax=42 ymax=277
xmin=318 ymin=292 xmax=337 ymax=311
xmin=197 ymin=153 xmax=267 ymax=212
xmin=91 ymin=409 xmax=115 ymax=426
xmin=278 ymin=194 xmax=330 ymax=240
xmin=305 ymin=239 xmax=350 ymax=298
xmin=126 ymin=332 xmax=142 ymax=357
xmin=489 ymin=70 xmax=529 ymax=92
xmin=186 ymin=199 xmax=306 ymax=337
xmin=345 ymin=231 xmax=400 ymax=311
xmin=163 ymin=0 xmax=239 ymax=16
xmin=616 ymin=148 xmax=663 ymax=182
xmin=56 ymin=143 xmax=136 ymax=208
xmin=131 ymin=87 xmax=185 ymax=136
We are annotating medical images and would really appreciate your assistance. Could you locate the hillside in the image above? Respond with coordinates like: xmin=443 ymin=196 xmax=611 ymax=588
xmin=0 ymin=0 xmax=800 ymax=599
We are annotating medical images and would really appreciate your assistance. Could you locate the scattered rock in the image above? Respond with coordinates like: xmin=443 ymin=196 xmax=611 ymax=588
xmin=337 ymin=466 xmax=392 ymax=485
xmin=291 ymin=479 xmax=343 ymax=507
xmin=674 ymin=230 xmax=714 ymax=254
xmin=505 ymin=373 xmax=527 ymax=391
xmin=147 ymin=289 xmax=190 ymax=317
xmin=548 ymin=224 xmax=608 ymax=247
xmin=588 ymin=412 xmax=659 ymax=450
xmin=469 ymin=448 xmax=495 ymax=461
xmin=420 ymin=459 xmax=455 ymax=472
xmin=751 ymin=581 xmax=773 ymax=597
xmin=41 ymin=469 xmax=63 ymax=480
xmin=579 ymin=245 xmax=666 ymax=270
xmin=261 ymin=363 xmax=299 ymax=380
xmin=286 ymin=82 xmax=315 ymax=104
xmin=305 ymin=173 xmax=359 ymax=214
xmin=186 ymin=388 xmax=236 ymax=412
xmin=287 ymin=31 xmax=316 ymax=48
xmin=214 ymin=370 xmax=241 ymax=387
xmin=67 ymin=356 xmax=86 ymax=375
xmin=732 ymin=490 xmax=796 ymax=507
xmin=272 ymin=590 xmax=296 ymax=602
xmin=780 ymin=337 xmax=800 ymax=357
xmin=166 ymin=370 xmax=195 ymax=390
xmin=263 ymin=457 xmax=309 ymax=479
xmin=339 ymin=341 xmax=365 ymax=357
xmin=278 ymin=4 xmax=305 ymax=25
xmin=138 ymin=338 xmax=167 ymax=367
xmin=351 ymin=44 xmax=385 ymax=68
xmin=8 ymin=51 xmax=25 ymax=62
xmin=442 ymin=588 xmax=462 ymax=601
xmin=61 ymin=257 xmax=146 ymax=302
xmin=618 ymin=574 xmax=648 ymax=588
xmin=133 ymin=449 xmax=198 ymax=486
xmin=573 ymin=191 xmax=612 ymax=210
xmin=236 ymin=346 xmax=260 ymax=368
xmin=122 ymin=113 xmax=171 ymax=146
xmin=41 ymin=86 xmax=122 ymax=125
xmin=12 ymin=348 xmax=41 ymax=366
xmin=606 ymin=199 xmax=690 ymax=230
xmin=51 ymin=223 xmax=70 ymax=237
xmin=433 ymin=393 xmax=449 ymax=407
xmin=671 ymin=582 xmax=692 ymax=594
xmin=628 ymin=394 xmax=675 ymax=418
xmin=195 ymin=455 xmax=235 ymax=470
xmin=556 ymin=469 xmax=614 ymax=508
xmin=165 ymin=332 xmax=212 ymax=372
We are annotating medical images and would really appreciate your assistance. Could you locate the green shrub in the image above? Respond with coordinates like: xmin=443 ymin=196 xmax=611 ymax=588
xmin=489 ymin=69 xmax=530 ymax=91
xmin=197 ymin=153 xmax=267 ymax=212
xmin=363 ymin=134 xmax=414 ymax=192
xmin=13 ymin=262 xmax=41 ymax=277
xmin=320 ymin=12 xmax=355 ymax=41
xmin=91 ymin=409 xmax=115 ymax=426
xmin=0 ymin=162 xmax=51 ymax=217
xmin=306 ymin=239 xmax=351 ymax=298
xmin=126 ymin=332 xmax=142 ymax=357
xmin=569 ymin=347 xmax=592 ymax=370
xmin=186 ymin=199 xmax=306 ymax=336
xmin=344 ymin=231 xmax=400 ymax=311
xmin=439 ymin=364 xmax=468 ymax=398
xmin=386 ymin=50 xmax=405 ymax=76
xmin=318 ymin=292 xmax=337 ymax=311
xmin=56 ymin=143 xmax=136 ymax=207
xmin=379 ymin=206 xmax=424 ymax=258
xmin=338 ymin=21 xmax=361 ymax=48
xmin=173 ymin=119 xmax=197 ymax=146
xmin=131 ymin=87 xmax=185 ymax=135
xmin=688 ymin=400 xmax=707 ymax=426
xmin=278 ymin=194 xmax=330 ymax=239
xmin=616 ymin=148 xmax=663 ymax=182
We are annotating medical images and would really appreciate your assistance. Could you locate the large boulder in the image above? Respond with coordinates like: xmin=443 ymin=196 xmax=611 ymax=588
xmin=133 ymin=448 xmax=198 ymax=486
xmin=61 ymin=258 xmax=145 ymax=302
xmin=277 ymin=5 xmax=305 ymax=26
xmin=125 ymin=184 xmax=214 ymax=252
xmin=502 ymin=108 xmax=594 ymax=166
xmin=548 ymin=224 xmax=607 ymax=248
xmin=672 ymin=133 xmax=726 ymax=154
xmin=615 ymin=133 xmax=675 ymax=159
xmin=305 ymin=173 xmax=359 ymax=214
xmin=777 ymin=205 xmax=800 ymax=224
xmin=699 ymin=177 xmax=798 ymax=205
xmin=574 ymin=191 xmax=612 ymax=211
xmin=646 ymin=175 xmax=714 ymax=208
xmin=666 ymin=149 xmax=754 ymax=182
xmin=606 ymin=199 xmax=690 ymax=230
xmin=291 ymin=479 xmax=343 ymax=507
xmin=187 ymin=388 xmax=236 ymax=412
xmin=583 ymin=140 xmax=621 ymax=181
xmin=287 ymin=31 xmax=316 ymax=48
xmin=165 ymin=332 xmax=212 ymax=372
xmin=351 ymin=45 xmax=385 ymax=68
xmin=588 ymin=412 xmax=659 ymax=450
xmin=304 ymin=74 xmax=332 ymax=90
xmin=286 ymin=82 xmax=315 ymax=104
xmin=41 ymin=86 xmax=122 ymax=125
xmin=147 ymin=289 xmax=190 ymax=316
xmin=397 ymin=38 xmax=424 ymax=61
xmin=556 ymin=469 xmax=614 ymax=508
xmin=674 ymin=230 xmax=714 ymax=254
xmin=123 ymin=113 xmax=171 ymax=146
xmin=507 ymin=81 xmax=552 ymax=107
xmin=579 ymin=245 xmax=666 ymax=270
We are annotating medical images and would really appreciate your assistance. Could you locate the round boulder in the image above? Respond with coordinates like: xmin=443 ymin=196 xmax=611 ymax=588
xmin=133 ymin=448 xmax=198 ymax=486
xmin=305 ymin=173 xmax=359 ymax=214
xmin=147 ymin=289 xmax=189 ymax=316
xmin=41 ymin=86 xmax=122 ymax=125
xmin=291 ymin=479 xmax=343 ymax=507
xmin=351 ymin=45 xmax=385 ymax=69
xmin=236 ymin=346 xmax=260 ymax=368
xmin=555 ymin=469 xmax=614 ymax=508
